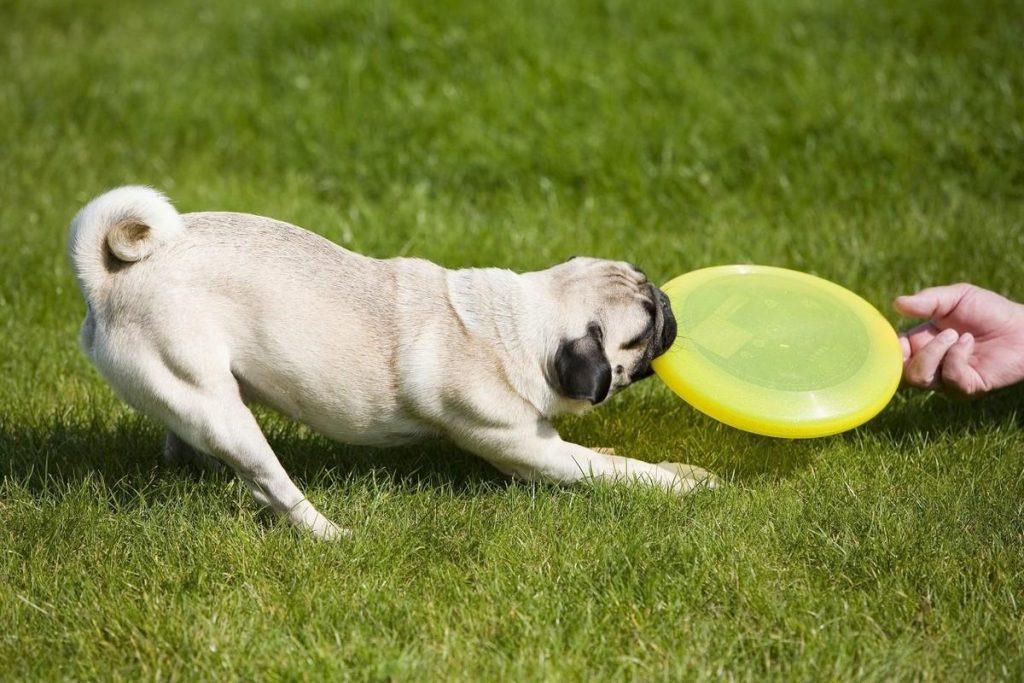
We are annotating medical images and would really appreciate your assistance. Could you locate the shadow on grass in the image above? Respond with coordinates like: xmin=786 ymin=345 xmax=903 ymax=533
xmin=721 ymin=386 xmax=1024 ymax=479
xmin=0 ymin=410 xmax=509 ymax=504
xmin=850 ymin=385 xmax=1024 ymax=445
xmin=558 ymin=383 xmax=1024 ymax=486
xmin=2 ymin=385 xmax=1020 ymax=504
xmin=713 ymin=435 xmax=822 ymax=482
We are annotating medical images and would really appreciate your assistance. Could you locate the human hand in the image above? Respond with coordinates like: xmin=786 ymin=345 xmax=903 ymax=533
xmin=894 ymin=283 xmax=1024 ymax=397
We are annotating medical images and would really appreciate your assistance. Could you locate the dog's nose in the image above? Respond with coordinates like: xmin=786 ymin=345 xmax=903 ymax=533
xmin=655 ymin=288 xmax=677 ymax=356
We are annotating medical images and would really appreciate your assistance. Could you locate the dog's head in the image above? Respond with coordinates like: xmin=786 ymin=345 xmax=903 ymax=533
xmin=541 ymin=257 xmax=677 ymax=408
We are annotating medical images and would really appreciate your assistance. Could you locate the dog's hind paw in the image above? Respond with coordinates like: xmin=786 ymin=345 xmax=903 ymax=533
xmin=308 ymin=517 xmax=352 ymax=541
xmin=289 ymin=502 xmax=352 ymax=541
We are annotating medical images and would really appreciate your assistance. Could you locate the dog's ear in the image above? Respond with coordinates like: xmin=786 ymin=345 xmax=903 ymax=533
xmin=553 ymin=323 xmax=611 ymax=404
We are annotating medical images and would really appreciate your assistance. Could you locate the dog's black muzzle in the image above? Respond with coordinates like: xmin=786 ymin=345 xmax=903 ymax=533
xmin=653 ymin=287 xmax=677 ymax=358
xmin=629 ymin=287 xmax=677 ymax=382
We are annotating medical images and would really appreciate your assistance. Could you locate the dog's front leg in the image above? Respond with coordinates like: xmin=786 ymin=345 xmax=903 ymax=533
xmin=452 ymin=419 xmax=717 ymax=492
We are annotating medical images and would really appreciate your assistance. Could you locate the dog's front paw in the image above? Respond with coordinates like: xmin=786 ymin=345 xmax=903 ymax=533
xmin=657 ymin=462 xmax=719 ymax=491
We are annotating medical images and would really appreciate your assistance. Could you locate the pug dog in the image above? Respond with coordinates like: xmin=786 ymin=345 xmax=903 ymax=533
xmin=68 ymin=186 xmax=716 ymax=539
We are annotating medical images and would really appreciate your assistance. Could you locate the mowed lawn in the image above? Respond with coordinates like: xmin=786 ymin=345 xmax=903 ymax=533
xmin=2 ymin=0 xmax=1023 ymax=678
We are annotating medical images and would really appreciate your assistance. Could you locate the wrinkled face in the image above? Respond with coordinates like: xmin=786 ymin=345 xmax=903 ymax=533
xmin=545 ymin=257 xmax=677 ymax=406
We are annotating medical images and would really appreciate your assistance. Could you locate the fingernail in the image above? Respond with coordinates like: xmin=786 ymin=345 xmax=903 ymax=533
xmin=959 ymin=332 xmax=973 ymax=344
xmin=939 ymin=328 xmax=958 ymax=342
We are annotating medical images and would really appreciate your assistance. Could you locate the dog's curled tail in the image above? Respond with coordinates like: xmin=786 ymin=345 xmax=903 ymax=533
xmin=68 ymin=186 xmax=183 ymax=304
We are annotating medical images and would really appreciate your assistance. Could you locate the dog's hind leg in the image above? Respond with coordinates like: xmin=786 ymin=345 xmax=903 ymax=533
xmin=172 ymin=390 xmax=343 ymax=539
xmin=100 ymin=349 xmax=345 ymax=540
xmin=182 ymin=394 xmax=343 ymax=538
xmin=168 ymin=388 xmax=344 ymax=539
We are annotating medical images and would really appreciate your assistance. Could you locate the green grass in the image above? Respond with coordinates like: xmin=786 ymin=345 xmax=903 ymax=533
xmin=2 ymin=0 xmax=1023 ymax=678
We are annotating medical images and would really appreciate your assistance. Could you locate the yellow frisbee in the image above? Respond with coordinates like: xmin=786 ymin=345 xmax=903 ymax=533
xmin=651 ymin=265 xmax=903 ymax=438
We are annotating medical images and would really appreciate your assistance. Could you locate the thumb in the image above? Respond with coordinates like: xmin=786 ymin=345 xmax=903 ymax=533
xmin=894 ymin=283 xmax=973 ymax=319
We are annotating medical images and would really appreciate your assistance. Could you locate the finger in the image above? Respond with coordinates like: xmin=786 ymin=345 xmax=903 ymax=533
xmin=893 ymin=283 xmax=973 ymax=319
xmin=904 ymin=328 xmax=959 ymax=389
xmin=899 ymin=334 xmax=910 ymax=361
xmin=900 ymin=322 xmax=941 ymax=357
xmin=940 ymin=333 xmax=986 ymax=397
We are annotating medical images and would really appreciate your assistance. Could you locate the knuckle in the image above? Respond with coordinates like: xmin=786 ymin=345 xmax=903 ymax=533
xmin=954 ymin=282 xmax=979 ymax=300
xmin=904 ymin=370 xmax=930 ymax=387
xmin=905 ymin=362 xmax=927 ymax=382
xmin=906 ymin=362 xmax=940 ymax=388
xmin=945 ymin=374 xmax=983 ymax=398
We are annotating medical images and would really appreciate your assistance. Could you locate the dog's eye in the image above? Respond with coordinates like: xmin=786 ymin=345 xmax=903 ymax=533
xmin=621 ymin=309 xmax=655 ymax=350
xmin=621 ymin=321 xmax=654 ymax=350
